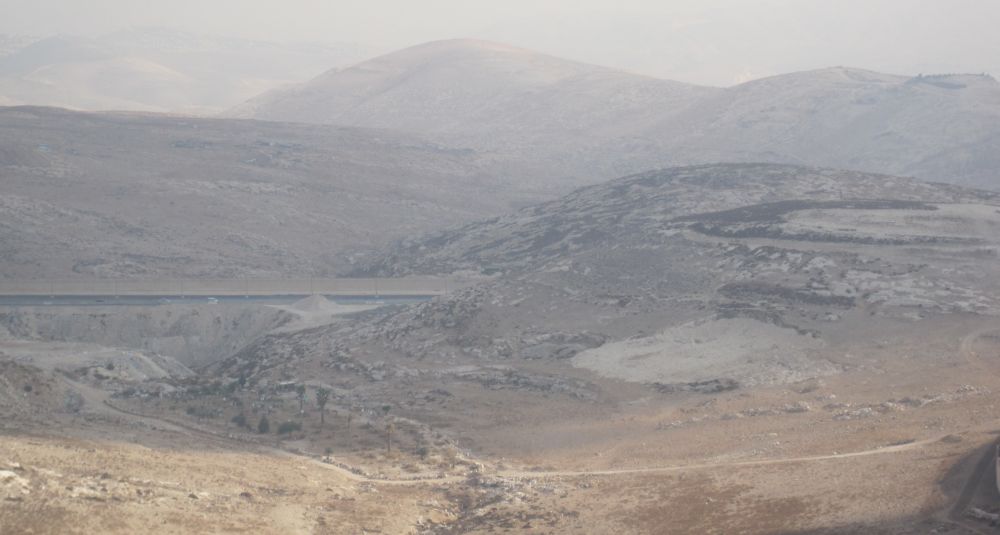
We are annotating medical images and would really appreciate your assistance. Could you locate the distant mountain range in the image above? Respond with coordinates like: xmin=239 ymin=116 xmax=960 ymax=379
xmin=232 ymin=39 xmax=1000 ymax=190
xmin=5 ymin=34 xmax=996 ymax=188
xmin=4 ymin=38 xmax=1000 ymax=278
xmin=0 ymin=34 xmax=36 ymax=57
xmin=0 ymin=28 xmax=380 ymax=113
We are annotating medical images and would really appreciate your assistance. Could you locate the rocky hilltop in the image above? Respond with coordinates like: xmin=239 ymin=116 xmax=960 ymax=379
xmin=357 ymin=163 xmax=999 ymax=277
xmin=220 ymin=164 xmax=1000 ymax=421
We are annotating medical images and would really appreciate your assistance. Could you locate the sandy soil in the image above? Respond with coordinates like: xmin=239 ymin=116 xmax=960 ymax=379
xmin=572 ymin=317 xmax=829 ymax=386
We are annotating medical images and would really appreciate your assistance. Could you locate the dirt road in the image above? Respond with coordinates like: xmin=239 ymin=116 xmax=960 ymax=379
xmin=96 ymin=386 xmax=954 ymax=485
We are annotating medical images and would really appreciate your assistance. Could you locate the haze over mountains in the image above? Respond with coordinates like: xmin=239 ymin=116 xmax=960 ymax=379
xmin=234 ymin=39 xmax=1000 ymax=190
xmin=4 ymin=37 xmax=1000 ymax=280
xmin=6 ymin=11 xmax=1000 ymax=532
xmin=230 ymin=39 xmax=711 ymax=187
xmin=0 ymin=28 xmax=379 ymax=113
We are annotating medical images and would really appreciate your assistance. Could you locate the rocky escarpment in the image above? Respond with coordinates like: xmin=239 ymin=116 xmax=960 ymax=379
xmin=0 ymin=304 xmax=294 ymax=368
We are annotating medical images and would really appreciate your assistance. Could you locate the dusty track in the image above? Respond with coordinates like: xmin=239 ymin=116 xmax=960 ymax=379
xmin=944 ymin=442 xmax=997 ymax=535
xmin=95 ymin=386 xmax=953 ymax=485
xmin=496 ymin=436 xmax=942 ymax=480
xmin=939 ymin=327 xmax=1000 ymax=535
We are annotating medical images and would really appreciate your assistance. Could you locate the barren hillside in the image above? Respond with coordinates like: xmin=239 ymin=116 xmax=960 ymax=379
xmin=226 ymin=163 xmax=1000 ymax=449
xmin=5 ymin=164 xmax=1000 ymax=533
xmin=0 ymin=106 xmax=533 ymax=279
xmin=169 ymin=163 xmax=1000 ymax=532
xmin=305 ymin=163 xmax=999 ymax=417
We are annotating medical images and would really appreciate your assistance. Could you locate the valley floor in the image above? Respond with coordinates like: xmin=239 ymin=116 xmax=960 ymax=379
xmin=3 ymin=293 xmax=1000 ymax=533
xmin=3 ymin=325 xmax=1000 ymax=534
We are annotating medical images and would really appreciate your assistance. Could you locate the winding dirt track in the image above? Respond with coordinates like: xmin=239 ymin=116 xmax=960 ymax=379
xmin=961 ymin=327 xmax=1000 ymax=373
xmin=95 ymin=387 xmax=946 ymax=486
xmin=496 ymin=436 xmax=940 ymax=480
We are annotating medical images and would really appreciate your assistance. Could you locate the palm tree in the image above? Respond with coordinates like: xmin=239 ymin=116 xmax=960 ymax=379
xmin=315 ymin=388 xmax=330 ymax=426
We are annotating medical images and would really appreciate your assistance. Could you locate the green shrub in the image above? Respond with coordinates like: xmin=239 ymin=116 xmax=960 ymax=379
xmin=258 ymin=416 xmax=270 ymax=434
xmin=277 ymin=421 xmax=302 ymax=435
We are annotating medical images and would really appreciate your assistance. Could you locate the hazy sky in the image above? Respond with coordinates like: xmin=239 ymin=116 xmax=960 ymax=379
xmin=2 ymin=0 xmax=998 ymax=85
